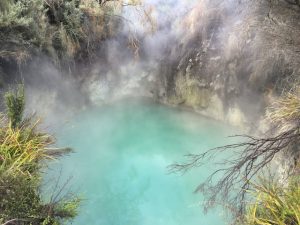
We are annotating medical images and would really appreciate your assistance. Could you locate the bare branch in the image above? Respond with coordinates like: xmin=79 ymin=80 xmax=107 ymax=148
xmin=169 ymin=123 xmax=300 ymax=214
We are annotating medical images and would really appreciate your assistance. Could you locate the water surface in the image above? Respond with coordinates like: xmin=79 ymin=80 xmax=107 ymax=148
xmin=47 ymin=99 xmax=237 ymax=225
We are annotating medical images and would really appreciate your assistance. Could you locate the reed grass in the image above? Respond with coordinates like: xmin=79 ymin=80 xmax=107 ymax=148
xmin=0 ymin=86 xmax=77 ymax=224
xmin=0 ymin=117 xmax=49 ymax=174
xmin=267 ymin=87 xmax=300 ymax=130
xmin=244 ymin=177 xmax=300 ymax=225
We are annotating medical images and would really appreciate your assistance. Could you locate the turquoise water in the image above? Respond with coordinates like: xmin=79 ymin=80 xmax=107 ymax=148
xmin=47 ymin=99 xmax=237 ymax=225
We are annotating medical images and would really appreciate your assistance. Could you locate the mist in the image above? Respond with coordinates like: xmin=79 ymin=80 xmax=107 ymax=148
xmin=16 ymin=0 xmax=299 ymax=128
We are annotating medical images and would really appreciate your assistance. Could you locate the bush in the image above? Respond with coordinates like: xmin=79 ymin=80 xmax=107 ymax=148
xmin=0 ymin=87 xmax=78 ymax=224
xmin=0 ymin=0 xmax=120 ymax=67
xmin=0 ymin=173 xmax=80 ymax=224
xmin=0 ymin=174 xmax=41 ymax=224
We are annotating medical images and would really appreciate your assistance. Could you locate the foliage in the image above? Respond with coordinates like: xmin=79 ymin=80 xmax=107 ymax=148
xmin=0 ymin=0 xmax=46 ymax=63
xmin=0 ymin=174 xmax=41 ymax=224
xmin=0 ymin=113 xmax=71 ymax=175
xmin=0 ymin=0 xmax=121 ymax=67
xmin=5 ymin=85 xmax=25 ymax=129
xmin=243 ymin=177 xmax=300 ymax=225
xmin=0 ymin=87 xmax=78 ymax=224
xmin=47 ymin=0 xmax=84 ymax=41
xmin=0 ymin=173 xmax=80 ymax=224
xmin=267 ymin=87 xmax=300 ymax=131
xmin=43 ymin=0 xmax=85 ymax=62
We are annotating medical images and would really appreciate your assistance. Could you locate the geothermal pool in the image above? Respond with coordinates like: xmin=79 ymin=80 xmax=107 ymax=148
xmin=47 ymin=99 xmax=236 ymax=225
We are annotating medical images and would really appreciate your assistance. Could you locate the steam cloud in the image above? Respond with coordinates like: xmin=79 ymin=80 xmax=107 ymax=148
xmin=20 ymin=0 xmax=300 ymax=127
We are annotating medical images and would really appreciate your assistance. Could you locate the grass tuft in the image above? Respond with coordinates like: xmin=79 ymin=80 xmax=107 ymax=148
xmin=244 ymin=177 xmax=300 ymax=225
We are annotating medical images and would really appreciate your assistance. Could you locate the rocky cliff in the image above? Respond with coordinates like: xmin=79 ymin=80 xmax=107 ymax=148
xmin=152 ymin=0 xmax=300 ymax=129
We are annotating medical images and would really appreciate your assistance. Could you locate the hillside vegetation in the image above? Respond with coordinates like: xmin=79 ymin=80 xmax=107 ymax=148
xmin=0 ymin=0 xmax=121 ymax=86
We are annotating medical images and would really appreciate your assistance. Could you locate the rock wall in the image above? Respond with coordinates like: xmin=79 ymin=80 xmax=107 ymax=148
xmin=152 ymin=0 xmax=300 ymax=130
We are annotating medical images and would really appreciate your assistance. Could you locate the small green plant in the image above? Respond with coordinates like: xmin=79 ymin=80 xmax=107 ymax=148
xmin=4 ymin=84 xmax=25 ymax=129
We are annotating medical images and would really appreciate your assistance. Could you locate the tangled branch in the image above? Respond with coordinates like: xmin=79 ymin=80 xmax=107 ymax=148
xmin=169 ymin=124 xmax=300 ymax=214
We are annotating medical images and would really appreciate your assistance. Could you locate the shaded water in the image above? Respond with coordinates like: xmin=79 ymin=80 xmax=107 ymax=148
xmin=47 ymin=99 xmax=237 ymax=225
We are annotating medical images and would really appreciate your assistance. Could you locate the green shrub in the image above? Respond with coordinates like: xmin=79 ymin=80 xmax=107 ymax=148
xmin=0 ymin=173 xmax=80 ymax=224
xmin=0 ymin=0 xmax=47 ymax=65
xmin=0 ymin=87 xmax=79 ymax=224
xmin=0 ymin=174 xmax=41 ymax=224
xmin=0 ymin=0 xmax=119 ymax=64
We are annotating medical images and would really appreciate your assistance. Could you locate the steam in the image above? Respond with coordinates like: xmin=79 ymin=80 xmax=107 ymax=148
xmin=19 ymin=0 xmax=299 ymax=126
xmin=84 ymin=0 xmax=253 ymax=99
xmin=20 ymin=0 xmax=252 ymax=122
xmin=23 ymin=59 xmax=88 ymax=128
xmin=84 ymin=0 xmax=223 ymax=101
